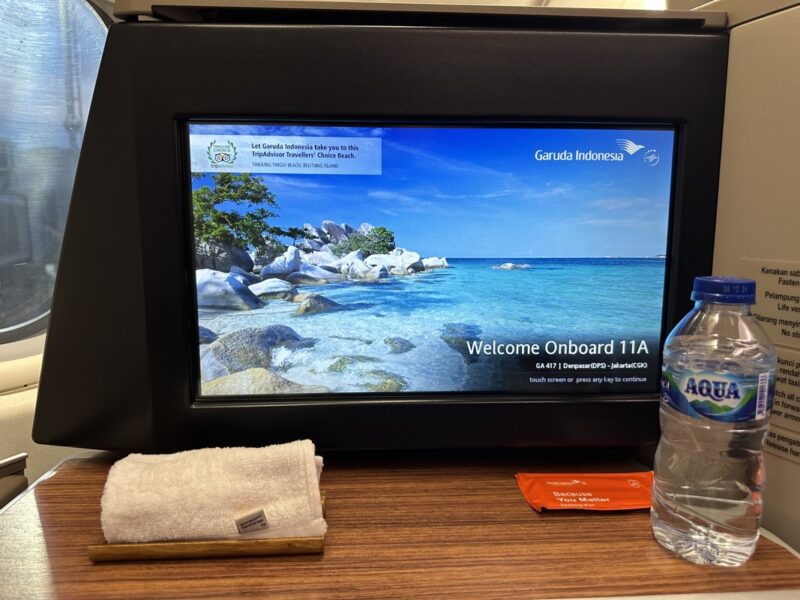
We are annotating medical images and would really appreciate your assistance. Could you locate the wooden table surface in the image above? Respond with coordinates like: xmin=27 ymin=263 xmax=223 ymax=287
xmin=1 ymin=451 xmax=799 ymax=600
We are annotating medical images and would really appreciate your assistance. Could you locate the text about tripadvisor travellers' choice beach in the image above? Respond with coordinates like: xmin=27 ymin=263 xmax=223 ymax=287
xmin=188 ymin=124 xmax=675 ymax=397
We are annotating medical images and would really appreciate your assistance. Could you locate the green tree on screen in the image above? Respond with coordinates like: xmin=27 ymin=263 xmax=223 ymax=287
xmin=192 ymin=173 xmax=280 ymax=251
xmin=284 ymin=227 xmax=307 ymax=246
xmin=332 ymin=226 xmax=396 ymax=257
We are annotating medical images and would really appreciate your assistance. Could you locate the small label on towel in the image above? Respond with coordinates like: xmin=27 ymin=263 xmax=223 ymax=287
xmin=234 ymin=508 xmax=270 ymax=534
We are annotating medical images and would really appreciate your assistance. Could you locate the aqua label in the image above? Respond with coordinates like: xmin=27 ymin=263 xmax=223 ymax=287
xmin=661 ymin=369 xmax=774 ymax=422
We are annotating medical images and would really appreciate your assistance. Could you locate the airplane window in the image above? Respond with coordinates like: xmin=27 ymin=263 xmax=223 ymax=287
xmin=0 ymin=0 xmax=107 ymax=345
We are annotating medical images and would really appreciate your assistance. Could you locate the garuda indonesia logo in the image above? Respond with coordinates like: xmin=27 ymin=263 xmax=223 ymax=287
xmin=616 ymin=139 xmax=645 ymax=155
xmin=616 ymin=139 xmax=660 ymax=167
xmin=206 ymin=140 xmax=238 ymax=166
xmin=617 ymin=140 xmax=661 ymax=167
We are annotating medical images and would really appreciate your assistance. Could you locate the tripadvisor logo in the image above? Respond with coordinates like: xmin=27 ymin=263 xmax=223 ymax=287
xmin=207 ymin=140 xmax=238 ymax=167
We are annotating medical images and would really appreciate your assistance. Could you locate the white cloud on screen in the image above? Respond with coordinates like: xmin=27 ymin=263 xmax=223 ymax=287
xmin=367 ymin=190 xmax=440 ymax=214
xmin=589 ymin=197 xmax=653 ymax=210
xmin=579 ymin=218 xmax=646 ymax=228
xmin=384 ymin=141 xmax=510 ymax=178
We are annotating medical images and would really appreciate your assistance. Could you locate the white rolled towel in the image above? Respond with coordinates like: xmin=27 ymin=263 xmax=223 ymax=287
xmin=101 ymin=440 xmax=327 ymax=544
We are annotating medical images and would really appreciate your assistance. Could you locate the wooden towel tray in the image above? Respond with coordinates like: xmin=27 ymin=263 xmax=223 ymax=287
xmin=88 ymin=535 xmax=324 ymax=562
xmin=88 ymin=493 xmax=326 ymax=562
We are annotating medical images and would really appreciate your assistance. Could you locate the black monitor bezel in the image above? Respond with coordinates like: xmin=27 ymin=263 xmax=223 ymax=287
xmin=34 ymin=18 xmax=727 ymax=452
xmin=182 ymin=118 xmax=679 ymax=405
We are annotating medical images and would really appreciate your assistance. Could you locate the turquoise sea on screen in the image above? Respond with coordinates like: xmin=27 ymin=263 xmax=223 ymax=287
xmin=198 ymin=257 xmax=665 ymax=394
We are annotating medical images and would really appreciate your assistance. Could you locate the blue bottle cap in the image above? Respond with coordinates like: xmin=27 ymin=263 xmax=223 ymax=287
xmin=691 ymin=276 xmax=756 ymax=304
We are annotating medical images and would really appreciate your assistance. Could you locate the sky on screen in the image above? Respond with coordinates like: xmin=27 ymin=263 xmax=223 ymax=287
xmin=190 ymin=124 xmax=674 ymax=258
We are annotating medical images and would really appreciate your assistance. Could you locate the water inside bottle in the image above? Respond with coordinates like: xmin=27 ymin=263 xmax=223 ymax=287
xmin=652 ymin=340 xmax=773 ymax=567
xmin=651 ymin=405 xmax=766 ymax=566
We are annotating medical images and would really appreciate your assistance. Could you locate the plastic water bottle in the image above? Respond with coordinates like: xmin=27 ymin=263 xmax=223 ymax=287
xmin=651 ymin=276 xmax=777 ymax=566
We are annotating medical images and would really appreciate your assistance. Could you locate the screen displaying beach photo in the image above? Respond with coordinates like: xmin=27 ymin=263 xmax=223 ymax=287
xmin=188 ymin=123 xmax=675 ymax=397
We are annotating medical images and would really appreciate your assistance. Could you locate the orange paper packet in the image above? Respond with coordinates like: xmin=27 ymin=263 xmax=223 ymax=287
xmin=515 ymin=471 xmax=654 ymax=512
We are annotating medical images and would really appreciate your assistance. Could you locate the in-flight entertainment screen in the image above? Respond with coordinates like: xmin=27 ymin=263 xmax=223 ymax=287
xmin=187 ymin=123 xmax=675 ymax=398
